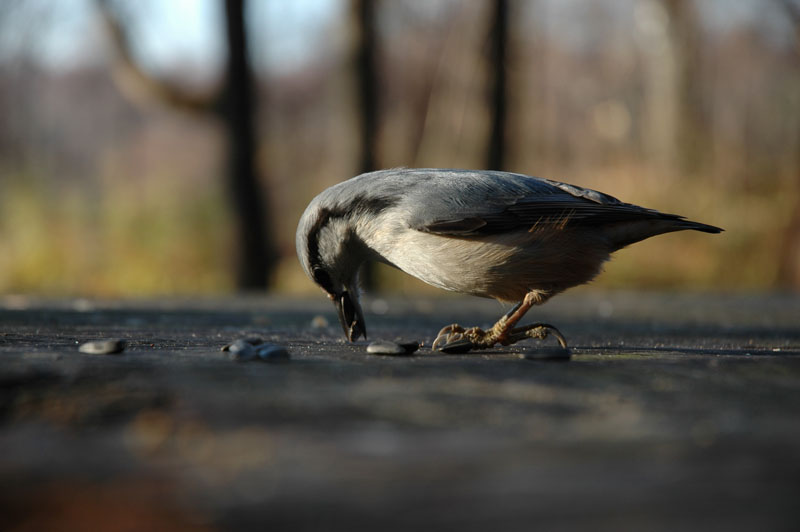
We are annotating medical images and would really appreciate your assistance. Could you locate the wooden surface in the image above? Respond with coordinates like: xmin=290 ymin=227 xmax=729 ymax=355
xmin=1 ymin=292 xmax=799 ymax=531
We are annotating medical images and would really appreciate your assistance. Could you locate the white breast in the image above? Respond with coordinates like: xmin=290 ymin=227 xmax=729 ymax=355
xmin=359 ymin=211 xmax=609 ymax=302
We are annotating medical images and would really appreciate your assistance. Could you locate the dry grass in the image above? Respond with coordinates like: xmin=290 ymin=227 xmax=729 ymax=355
xmin=0 ymin=175 xmax=234 ymax=296
xmin=1 ymin=159 xmax=795 ymax=298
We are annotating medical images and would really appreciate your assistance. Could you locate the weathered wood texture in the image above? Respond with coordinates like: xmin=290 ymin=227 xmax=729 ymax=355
xmin=1 ymin=293 xmax=798 ymax=531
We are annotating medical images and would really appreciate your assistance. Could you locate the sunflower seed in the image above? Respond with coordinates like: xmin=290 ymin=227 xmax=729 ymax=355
xmin=78 ymin=339 xmax=126 ymax=355
xmin=367 ymin=340 xmax=420 ymax=356
xmin=227 ymin=339 xmax=257 ymax=361
xmin=255 ymin=344 xmax=290 ymax=361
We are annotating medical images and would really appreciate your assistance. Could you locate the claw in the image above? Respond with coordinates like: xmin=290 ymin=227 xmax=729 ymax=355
xmin=432 ymin=331 xmax=462 ymax=351
xmin=435 ymin=324 xmax=464 ymax=337
xmin=432 ymin=324 xmax=465 ymax=351
xmin=431 ymin=333 xmax=446 ymax=351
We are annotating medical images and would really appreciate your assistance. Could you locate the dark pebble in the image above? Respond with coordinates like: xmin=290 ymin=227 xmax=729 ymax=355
xmin=521 ymin=346 xmax=571 ymax=361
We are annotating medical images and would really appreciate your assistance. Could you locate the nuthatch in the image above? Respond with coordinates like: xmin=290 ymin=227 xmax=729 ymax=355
xmin=296 ymin=168 xmax=722 ymax=352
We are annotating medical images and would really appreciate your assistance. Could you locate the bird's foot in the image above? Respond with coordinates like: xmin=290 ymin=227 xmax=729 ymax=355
xmin=432 ymin=324 xmax=497 ymax=353
xmin=433 ymin=322 xmax=568 ymax=354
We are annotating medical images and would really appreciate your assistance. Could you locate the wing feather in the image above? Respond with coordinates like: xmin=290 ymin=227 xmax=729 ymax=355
xmin=401 ymin=170 xmax=678 ymax=237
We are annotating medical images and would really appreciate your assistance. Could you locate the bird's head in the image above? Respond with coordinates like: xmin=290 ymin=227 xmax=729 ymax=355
xmin=296 ymin=198 xmax=368 ymax=342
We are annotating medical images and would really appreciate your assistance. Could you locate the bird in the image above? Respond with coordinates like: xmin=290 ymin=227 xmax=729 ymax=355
xmin=295 ymin=168 xmax=722 ymax=353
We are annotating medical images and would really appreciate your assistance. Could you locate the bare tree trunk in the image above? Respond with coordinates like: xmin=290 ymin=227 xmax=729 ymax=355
xmin=222 ymin=0 xmax=274 ymax=290
xmin=355 ymin=0 xmax=378 ymax=175
xmin=777 ymin=0 xmax=800 ymax=287
xmin=636 ymin=0 xmax=703 ymax=176
xmin=354 ymin=0 xmax=379 ymax=290
xmin=487 ymin=0 xmax=509 ymax=171
xmin=663 ymin=0 xmax=704 ymax=172
xmin=635 ymin=0 xmax=679 ymax=176
xmin=96 ymin=0 xmax=276 ymax=291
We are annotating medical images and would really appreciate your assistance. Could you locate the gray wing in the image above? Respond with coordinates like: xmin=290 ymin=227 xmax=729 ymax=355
xmin=399 ymin=169 xmax=681 ymax=237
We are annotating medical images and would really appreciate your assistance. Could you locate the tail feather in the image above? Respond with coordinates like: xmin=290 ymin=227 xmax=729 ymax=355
xmin=609 ymin=216 xmax=723 ymax=251
xmin=674 ymin=219 xmax=724 ymax=234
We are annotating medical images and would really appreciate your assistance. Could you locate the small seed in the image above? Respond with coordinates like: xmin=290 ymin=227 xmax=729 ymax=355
xmin=310 ymin=315 xmax=329 ymax=328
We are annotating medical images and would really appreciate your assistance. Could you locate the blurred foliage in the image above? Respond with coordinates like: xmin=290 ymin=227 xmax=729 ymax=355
xmin=0 ymin=172 xmax=233 ymax=296
xmin=0 ymin=0 xmax=798 ymax=296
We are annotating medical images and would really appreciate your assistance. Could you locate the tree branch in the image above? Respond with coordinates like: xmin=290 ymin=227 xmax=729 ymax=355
xmin=779 ymin=0 xmax=800 ymax=51
xmin=95 ymin=0 xmax=221 ymax=115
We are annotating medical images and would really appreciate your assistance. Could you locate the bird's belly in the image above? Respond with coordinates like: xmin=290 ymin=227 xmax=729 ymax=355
xmin=377 ymin=230 xmax=609 ymax=302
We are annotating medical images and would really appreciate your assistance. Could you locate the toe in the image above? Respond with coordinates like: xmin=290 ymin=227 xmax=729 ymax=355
xmin=433 ymin=332 xmax=452 ymax=350
xmin=436 ymin=324 xmax=463 ymax=337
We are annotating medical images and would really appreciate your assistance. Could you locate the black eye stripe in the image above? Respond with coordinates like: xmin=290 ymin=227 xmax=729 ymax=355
xmin=305 ymin=193 xmax=398 ymax=293
xmin=306 ymin=207 xmax=333 ymax=293
xmin=312 ymin=267 xmax=335 ymax=294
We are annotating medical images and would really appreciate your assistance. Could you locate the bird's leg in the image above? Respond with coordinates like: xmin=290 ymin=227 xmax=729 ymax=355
xmin=434 ymin=291 xmax=562 ymax=352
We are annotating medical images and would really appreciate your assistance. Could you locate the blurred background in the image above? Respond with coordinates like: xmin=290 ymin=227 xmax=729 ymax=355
xmin=0 ymin=0 xmax=797 ymax=298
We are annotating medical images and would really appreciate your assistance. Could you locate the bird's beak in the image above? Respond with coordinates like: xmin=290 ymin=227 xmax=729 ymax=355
xmin=334 ymin=290 xmax=367 ymax=342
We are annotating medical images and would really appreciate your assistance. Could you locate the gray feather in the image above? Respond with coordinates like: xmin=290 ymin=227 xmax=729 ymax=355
xmin=347 ymin=168 xmax=721 ymax=239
